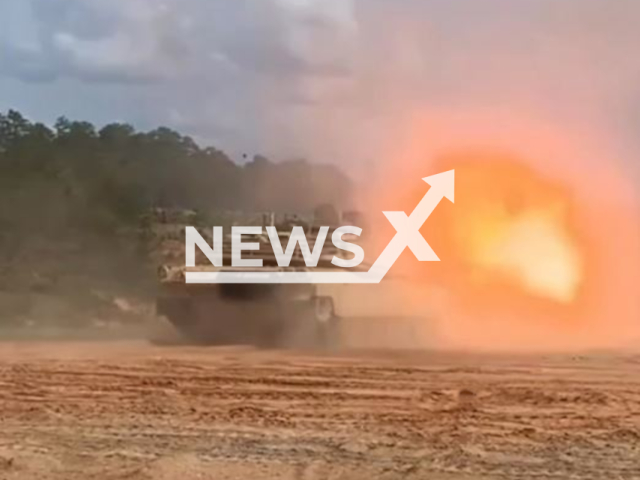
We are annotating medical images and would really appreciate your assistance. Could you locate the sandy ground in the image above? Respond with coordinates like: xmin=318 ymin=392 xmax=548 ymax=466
xmin=0 ymin=341 xmax=639 ymax=480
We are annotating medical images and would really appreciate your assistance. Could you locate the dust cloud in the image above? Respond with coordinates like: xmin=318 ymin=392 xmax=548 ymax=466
xmin=275 ymin=1 xmax=640 ymax=353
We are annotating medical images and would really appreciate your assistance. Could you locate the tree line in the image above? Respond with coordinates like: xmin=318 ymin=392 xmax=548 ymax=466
xmin=0 ymin=109 xmax=351 ymax=237
xmin=0 ymin=109 xmax=351 ymax=307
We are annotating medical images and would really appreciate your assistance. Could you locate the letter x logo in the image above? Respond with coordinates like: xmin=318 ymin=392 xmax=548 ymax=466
xmin=370 ymin=171 xmax=455 ymax=274
xmin=383 ymin=211 xmax=438 ymax=261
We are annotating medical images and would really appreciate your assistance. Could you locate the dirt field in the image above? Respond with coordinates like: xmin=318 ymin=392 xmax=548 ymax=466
xmin=0 ymin=341 xmax=639 ymax=480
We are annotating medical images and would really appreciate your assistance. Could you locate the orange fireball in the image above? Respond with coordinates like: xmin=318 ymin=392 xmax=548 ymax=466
xmin=362 ymin=113 xmax=640 ymax=350
xmin=424 ymin=153 xmax=589 ymax=312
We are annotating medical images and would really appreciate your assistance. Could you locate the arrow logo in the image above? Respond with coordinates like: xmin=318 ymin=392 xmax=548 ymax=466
xmin=367 ymin=170 xmax=455 ymax=281
xmin=185 ymin=170 xmax=455 ymax=284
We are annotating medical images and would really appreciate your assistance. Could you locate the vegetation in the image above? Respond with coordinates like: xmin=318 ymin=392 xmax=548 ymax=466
xmin=0 ymin=109 xmax=351 ymax=326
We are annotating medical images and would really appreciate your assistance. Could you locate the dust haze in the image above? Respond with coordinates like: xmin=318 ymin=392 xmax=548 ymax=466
xmin=3 ymin=2 xmax=640 ymax=479
xmin=262 ymin=0 xmax=640 ymax=353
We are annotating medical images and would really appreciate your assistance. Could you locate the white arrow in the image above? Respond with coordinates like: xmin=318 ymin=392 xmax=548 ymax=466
xmin=367 ymin=170 xmax=455 ymax=281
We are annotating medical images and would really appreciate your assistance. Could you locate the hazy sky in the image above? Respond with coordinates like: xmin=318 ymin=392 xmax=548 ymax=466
xmin=1 ymin=0 xmax=639 ymax=174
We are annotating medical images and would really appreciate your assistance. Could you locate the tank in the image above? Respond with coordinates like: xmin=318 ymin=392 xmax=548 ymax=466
xmin=146 ymin=209 xmax=350 ymax=347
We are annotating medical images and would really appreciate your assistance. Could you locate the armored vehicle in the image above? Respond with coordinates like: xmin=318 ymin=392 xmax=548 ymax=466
xmin=146 ymin=209 xmax=355 ymax=347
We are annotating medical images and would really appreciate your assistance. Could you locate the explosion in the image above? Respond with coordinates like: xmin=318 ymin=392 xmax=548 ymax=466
xmin=368 ymin=133 xmax=640 ymax=350
xmin=427 ymin=155 xmax=586 ymax=308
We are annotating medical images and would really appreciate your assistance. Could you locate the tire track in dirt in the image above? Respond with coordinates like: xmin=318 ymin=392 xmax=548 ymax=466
xmin=0 ymin=341 xmax=639 ymax=479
